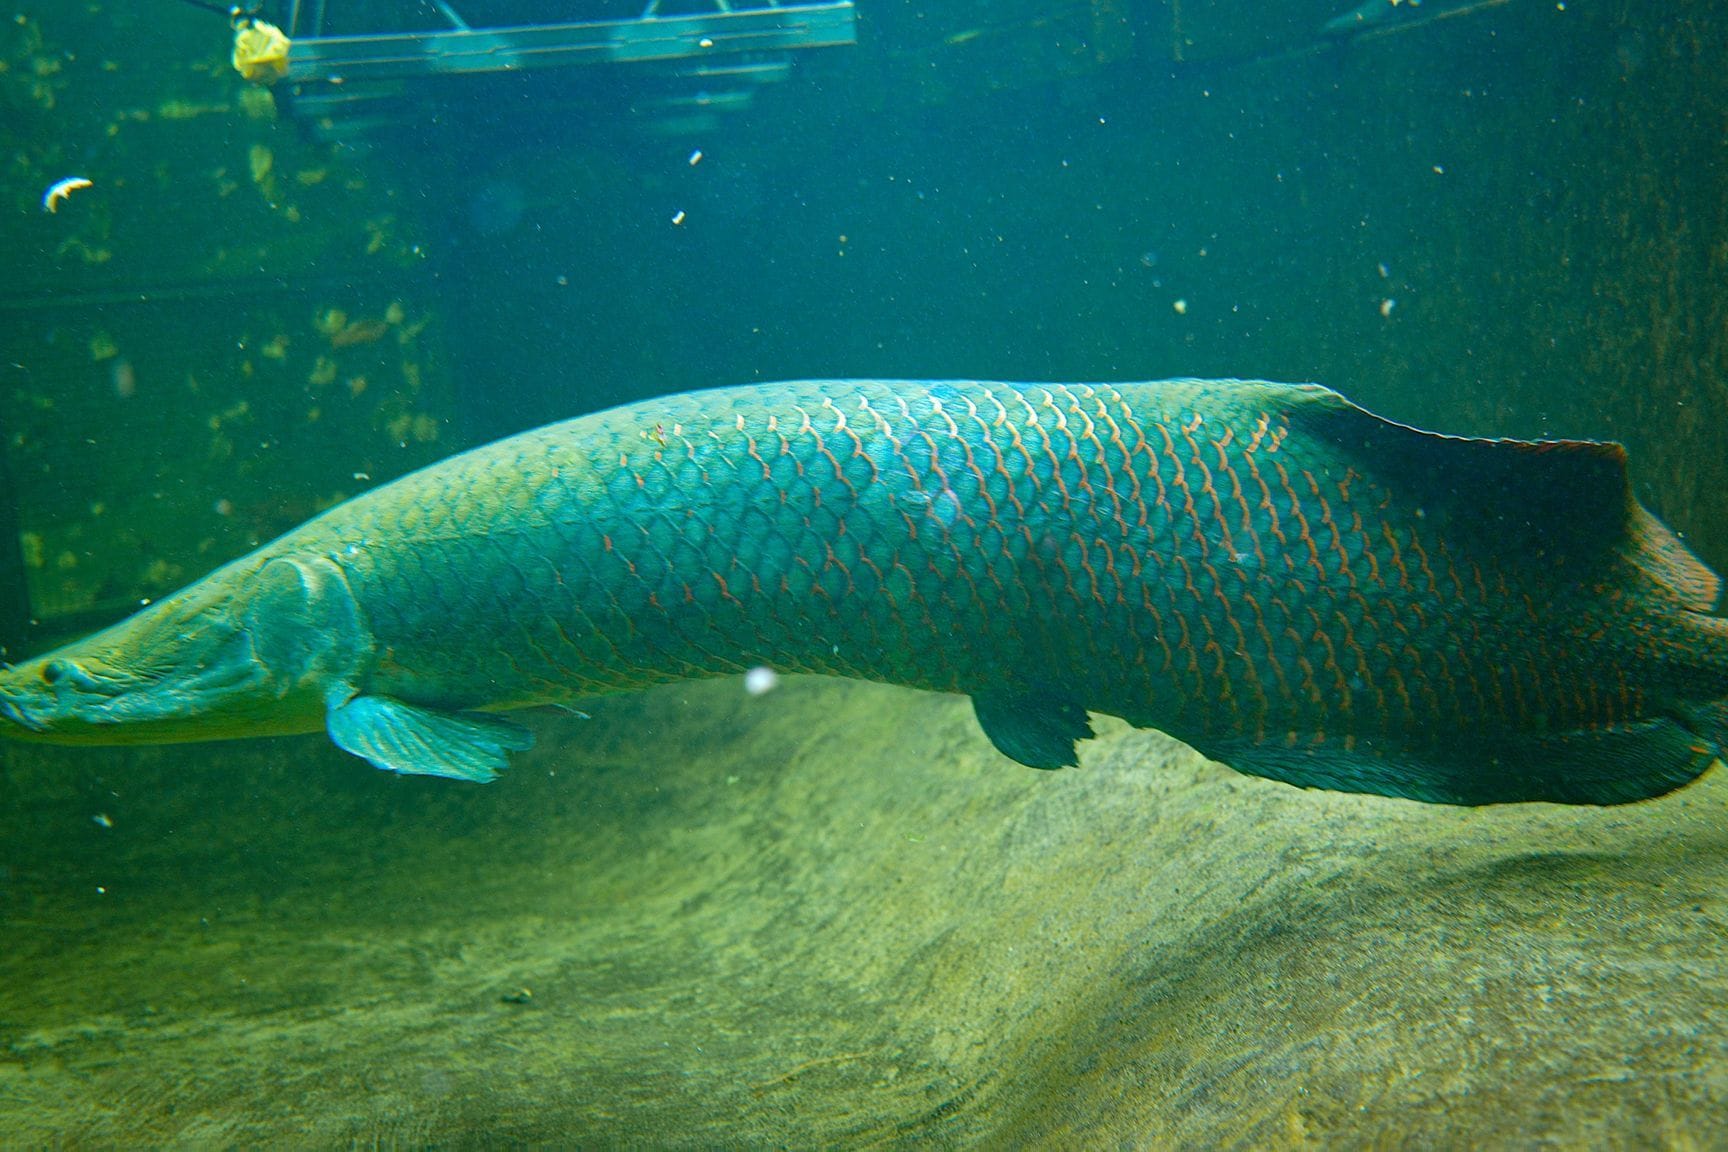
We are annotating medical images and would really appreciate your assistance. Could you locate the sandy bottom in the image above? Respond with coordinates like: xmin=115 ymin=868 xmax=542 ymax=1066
xmin=2 ymin=677 xmax=1725 ymax=1147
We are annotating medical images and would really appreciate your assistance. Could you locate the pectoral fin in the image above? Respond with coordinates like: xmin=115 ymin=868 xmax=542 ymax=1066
xmin=326 ymin=693 xmax=533 ymax=782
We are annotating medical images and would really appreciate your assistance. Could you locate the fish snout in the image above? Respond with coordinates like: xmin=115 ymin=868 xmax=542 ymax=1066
xmin=0 ymin=656 xmax=122 ymax=734
xmin=0 ymin=680 xmax=50 ymax=733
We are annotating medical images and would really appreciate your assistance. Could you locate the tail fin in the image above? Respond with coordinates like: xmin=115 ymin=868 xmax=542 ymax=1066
xmin=1625 ymin=501 xmax=1721 ymax=612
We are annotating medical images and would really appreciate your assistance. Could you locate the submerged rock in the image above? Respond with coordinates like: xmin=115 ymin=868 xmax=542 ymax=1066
xmin=0 ymin=676 xmax=1724 ymax=1144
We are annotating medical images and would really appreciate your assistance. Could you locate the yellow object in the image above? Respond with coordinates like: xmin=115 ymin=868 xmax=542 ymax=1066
xmin=232 ymin=19 xmax=290 ymax=84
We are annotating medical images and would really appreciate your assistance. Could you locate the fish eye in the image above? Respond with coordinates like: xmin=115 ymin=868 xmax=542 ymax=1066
xmin=40 ymin=658 xmax=69 ymax=685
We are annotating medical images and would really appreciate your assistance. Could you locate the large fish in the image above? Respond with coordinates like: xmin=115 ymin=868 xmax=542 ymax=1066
xmin=2 ymin=379 xmax=1724 ymax=805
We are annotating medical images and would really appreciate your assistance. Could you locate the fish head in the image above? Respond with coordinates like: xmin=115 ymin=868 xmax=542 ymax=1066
xmin=0 ymin=553 xmax=361 ymax=746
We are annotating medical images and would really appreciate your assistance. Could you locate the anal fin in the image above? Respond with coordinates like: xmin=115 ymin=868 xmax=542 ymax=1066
xmin=1190 ymin=714 xmax=1720 ymax=807
xmin=327 ymin=693 xmax=534 ymax=782
xmin=972 ymin=688 xmax=1094 ymax=770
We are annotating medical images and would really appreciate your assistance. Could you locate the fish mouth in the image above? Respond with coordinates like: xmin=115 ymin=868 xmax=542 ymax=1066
xmin=0 ymin=689 xmax=49 ymax=733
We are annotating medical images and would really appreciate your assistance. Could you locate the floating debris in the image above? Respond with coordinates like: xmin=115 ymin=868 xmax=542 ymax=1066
xmin=330 ymin=319 xmax=389 ymax=348
xmin=156 ymin=100 xmax=229 ymax=121
xmin=238 ymin=86 xmax=276 ymax=121
xmin=41 ymin=176 xmax=91 ymax=213
xmin=745 ymin=666 xmax=779 ymax=696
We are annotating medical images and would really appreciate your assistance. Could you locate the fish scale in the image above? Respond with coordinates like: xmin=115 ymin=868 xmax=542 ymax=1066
xmin=2 ymin=378 xmax=1725 ymax=806
xmin=328 ymin=379 xmax=1688 ymax=752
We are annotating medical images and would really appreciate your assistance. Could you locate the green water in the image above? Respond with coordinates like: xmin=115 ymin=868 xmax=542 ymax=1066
xmin=3 ymin=0 xmax=1727 ymax=1144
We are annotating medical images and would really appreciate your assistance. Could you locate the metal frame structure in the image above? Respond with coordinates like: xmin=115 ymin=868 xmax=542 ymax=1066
xmin=273 ymin=0 xmax=856 ymax=138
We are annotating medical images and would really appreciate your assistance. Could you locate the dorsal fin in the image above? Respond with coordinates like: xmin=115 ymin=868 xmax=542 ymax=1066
xmin=1277 ymin=384 xmax=1719 ymax=607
